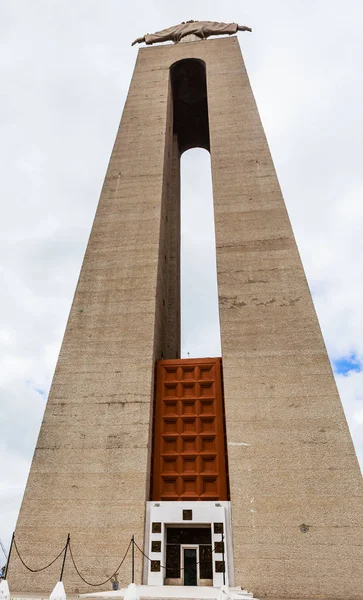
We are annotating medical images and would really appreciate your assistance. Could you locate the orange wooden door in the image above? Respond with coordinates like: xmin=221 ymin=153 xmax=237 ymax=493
xmin=151 ymin=357 xmax=229 ymax=501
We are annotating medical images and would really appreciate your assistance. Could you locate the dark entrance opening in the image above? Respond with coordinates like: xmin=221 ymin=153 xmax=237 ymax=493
xmin=165 ymin=526 xmax=213 ymax=585
xmin=183 ymin=548 xmax=197 ymax=586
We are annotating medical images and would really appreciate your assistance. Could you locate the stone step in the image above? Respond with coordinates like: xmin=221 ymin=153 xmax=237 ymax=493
xmin=9 ymin=585 xmax=256 ymax=600
xmin=229 ymin=590 xmax=253 ymax=597
xmin=81 ymin=585 xmax=256 ymax=600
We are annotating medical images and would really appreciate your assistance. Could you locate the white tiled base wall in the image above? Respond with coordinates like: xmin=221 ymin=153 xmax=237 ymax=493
xmin=143 ymin=501 xmax=234 ymax=587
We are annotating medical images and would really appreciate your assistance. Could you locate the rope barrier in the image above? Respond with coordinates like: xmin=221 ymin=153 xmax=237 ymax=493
xmin=13 ymin=537 xmax=68 ymax=573
xmin=68 ymin=539 xmax=132 ymax=587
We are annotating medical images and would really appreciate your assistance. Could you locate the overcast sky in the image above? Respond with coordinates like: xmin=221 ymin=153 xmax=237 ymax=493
xmin=1 ymin=0 xmax=363 ymax=556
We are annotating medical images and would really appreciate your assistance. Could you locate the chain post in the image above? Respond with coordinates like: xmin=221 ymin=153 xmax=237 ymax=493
xmin=131 ymin=535 xmax=135 ymax=583
xmin=4 ymin=532 xmax=14 ymax=579
xmin=59 ymin=534 xmax=70 ymax=582
xmin=222 ymin=532 xmax=225 ymax=585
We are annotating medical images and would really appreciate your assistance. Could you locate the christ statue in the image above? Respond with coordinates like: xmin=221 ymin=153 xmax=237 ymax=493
xmin=132 ymin=20 xmax=252 ymax=46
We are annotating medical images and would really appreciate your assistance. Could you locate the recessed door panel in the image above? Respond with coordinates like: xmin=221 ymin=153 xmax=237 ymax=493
xmin=152 ymin=357 xmax=228 ymax=501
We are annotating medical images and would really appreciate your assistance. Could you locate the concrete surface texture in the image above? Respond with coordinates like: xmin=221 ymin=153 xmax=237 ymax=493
xmin=8 ymin=36 xmax=363 ymax=600
xmin=81 ymin=584 xmax=254 ymax=598
xmin=9 ymin=586 xmax=254 ymax=600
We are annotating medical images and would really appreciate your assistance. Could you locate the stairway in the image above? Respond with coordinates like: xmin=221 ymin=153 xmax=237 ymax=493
xmin=81 ymin=584 xmax=256 ymax=600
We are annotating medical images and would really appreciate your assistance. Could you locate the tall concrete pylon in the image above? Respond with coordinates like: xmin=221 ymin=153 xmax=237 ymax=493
xmin=8 ymin=35 xmax=363 ymax=599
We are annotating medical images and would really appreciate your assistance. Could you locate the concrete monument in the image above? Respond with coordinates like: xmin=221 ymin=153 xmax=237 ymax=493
xmin=8 ymin=22 xmax=363 ymax=600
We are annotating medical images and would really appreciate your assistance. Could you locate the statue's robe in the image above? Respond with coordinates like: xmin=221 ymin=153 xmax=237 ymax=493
xmin=144 ymin=21 xmax=238 ymax=45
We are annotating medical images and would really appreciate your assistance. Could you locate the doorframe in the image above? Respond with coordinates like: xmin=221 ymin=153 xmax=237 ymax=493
xmin=181 ymin=544 xmax=199 ymax=586
xmin=145 ymin=501 xmax=233 ymax=587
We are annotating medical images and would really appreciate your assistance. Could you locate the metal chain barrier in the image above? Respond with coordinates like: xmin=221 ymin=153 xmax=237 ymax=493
xmin=5 ymin=533 xmax=223 ymax=587
xmin=13 ymin=537 xmax=68 ymax=574
xmin=133 ymin=538 xmax=218 ymax=572
xmin=68 ymin=538 xmax=132 ymax=587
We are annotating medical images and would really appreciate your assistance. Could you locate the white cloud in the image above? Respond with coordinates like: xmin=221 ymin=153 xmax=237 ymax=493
xmin=336 ymin=369 xmax=363 ymax=476
xmin=0 ymin=444 xmax=31 ymax=552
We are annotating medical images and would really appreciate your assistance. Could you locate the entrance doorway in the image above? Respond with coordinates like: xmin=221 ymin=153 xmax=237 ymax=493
xmin=182 ymin=546 xmax=198 ymax=586
xmin=165 ymin=526 xmax=212 ymax=586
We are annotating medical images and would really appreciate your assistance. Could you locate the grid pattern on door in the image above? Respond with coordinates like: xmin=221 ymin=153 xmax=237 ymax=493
xmin=151 ymin=358 xmax=228 ymax=501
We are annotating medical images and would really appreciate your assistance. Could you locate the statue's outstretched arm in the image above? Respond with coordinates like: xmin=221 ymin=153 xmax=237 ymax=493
xmin=237 ymin=25 xmax=252 ymax=32
xmin=131 ymin=36 xmax=146 ymax=46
